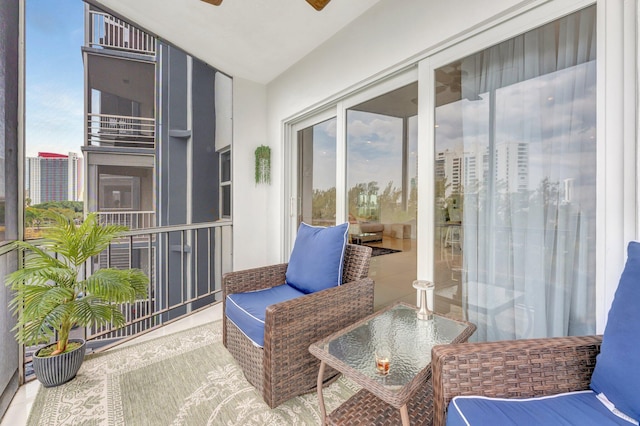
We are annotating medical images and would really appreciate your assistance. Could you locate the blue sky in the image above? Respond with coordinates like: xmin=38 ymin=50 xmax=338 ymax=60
xmin=26 ymin=0 xmax=84 ymax=157
xmin=311 ymin=112 xmax=418 ymax=194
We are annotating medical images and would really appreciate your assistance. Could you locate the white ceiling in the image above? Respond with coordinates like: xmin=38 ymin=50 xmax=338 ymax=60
xmin=96 ymin=0 xmax=382 ymax=84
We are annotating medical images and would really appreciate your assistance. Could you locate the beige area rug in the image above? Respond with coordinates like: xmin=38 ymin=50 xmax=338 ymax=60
xmin=27 ymin=321 xmax=359 ymax=425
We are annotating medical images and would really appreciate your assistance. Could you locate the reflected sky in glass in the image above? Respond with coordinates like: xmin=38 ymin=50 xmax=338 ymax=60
xmin=435 ymin=61 xmax=596 ymax=210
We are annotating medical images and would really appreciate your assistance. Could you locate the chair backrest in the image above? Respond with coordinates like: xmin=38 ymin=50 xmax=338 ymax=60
xmin=590 ymin=241 xmax=640 ymax=421
xmin=342 ymin=244 xmax=372 ymax=283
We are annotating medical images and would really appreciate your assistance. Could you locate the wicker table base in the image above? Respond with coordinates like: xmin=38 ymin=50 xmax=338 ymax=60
xmin=327 ymin=379 xmax=433 ymax=426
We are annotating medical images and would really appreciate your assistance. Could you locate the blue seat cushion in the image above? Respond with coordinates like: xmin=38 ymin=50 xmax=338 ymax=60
xmin=285 ymin=222 xmax=349 ymax=294
xmin=226 ymin=284 xmax=306 ymax=348
xmin=446 ymin=391 xmax=635 ymax=426
xmin=590 ymin=241 xmax=640 ymax=422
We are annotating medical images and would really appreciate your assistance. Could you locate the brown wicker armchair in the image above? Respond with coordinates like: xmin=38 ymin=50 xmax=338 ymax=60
xmin=222 ymin=243 xmax=374 ymax=408
xmin=431 ymin=334 xmax=603 ymax=426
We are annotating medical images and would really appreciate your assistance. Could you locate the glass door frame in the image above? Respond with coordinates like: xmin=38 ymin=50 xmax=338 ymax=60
xmin=283 ymin=69 xmax=418 ymax=258
xmin=417 ymin=0 xmax=636 ymax=334
xmin=284 ymin=107 xmax=337 ymax=258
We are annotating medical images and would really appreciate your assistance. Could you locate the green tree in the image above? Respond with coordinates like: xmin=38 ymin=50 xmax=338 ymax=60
xmin=312 ymin=187 xmax=336 ymax=222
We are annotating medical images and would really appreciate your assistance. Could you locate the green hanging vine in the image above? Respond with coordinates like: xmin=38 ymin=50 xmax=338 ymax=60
xmin=255 ymin=145 xmax=271 ymax=185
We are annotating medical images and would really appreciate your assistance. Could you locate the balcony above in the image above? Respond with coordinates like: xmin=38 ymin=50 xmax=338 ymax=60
xmin=87 ymin=113 xmax=155 ymax=150
xmin=88 ymin=9 xmax=156 ymax=57
xmin=95 ymin=210 xmax=156 ymax=230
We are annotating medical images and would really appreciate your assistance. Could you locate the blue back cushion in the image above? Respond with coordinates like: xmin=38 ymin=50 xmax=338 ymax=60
xmin=285 ymin=222 xmax=349 ymax=294
xmin=590 ymin=241 xmax=640 ymax=421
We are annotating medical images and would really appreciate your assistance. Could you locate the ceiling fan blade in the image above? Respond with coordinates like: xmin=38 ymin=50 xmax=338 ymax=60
xmin=200 ymin=0 xmax=330 ymax=10
xmin=306 ymin=0 xmax=331 ymax=11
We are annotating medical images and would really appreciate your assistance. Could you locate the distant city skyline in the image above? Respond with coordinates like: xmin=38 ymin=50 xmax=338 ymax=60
xmin=26 ymin=152 xmax=82 ymax=204
xmin=25 ymin=0 xmax=84 ymax=158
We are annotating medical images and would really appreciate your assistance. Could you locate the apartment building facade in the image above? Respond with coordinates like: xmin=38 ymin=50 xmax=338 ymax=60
xmin=26 ymin=152 xmax=81 ymax=205
xmin=81 ymin=5 xmax=233 ymax=320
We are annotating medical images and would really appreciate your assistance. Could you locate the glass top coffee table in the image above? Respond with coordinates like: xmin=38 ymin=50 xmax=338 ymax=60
xmin=309 ymin=302 xmax=476 ymax=425
xmin=351 ymin=232 xmax=382 ymax=245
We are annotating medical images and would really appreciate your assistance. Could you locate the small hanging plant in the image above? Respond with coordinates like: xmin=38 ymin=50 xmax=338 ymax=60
xmin=255 ymin=145 xmax=271 ymax=185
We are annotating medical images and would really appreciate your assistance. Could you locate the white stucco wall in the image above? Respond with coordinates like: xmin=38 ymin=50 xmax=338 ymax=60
xmin=268 ymin=0 xmax=525 ymax=117
xmin=231 ymin=78 xmax=275 ymax=269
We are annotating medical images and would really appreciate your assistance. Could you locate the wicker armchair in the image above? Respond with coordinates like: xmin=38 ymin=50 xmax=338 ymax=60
xmin=431 ymin=334 xmax=603 ymax=426
xmin=223 ymin=243 xmax=374 ymax=408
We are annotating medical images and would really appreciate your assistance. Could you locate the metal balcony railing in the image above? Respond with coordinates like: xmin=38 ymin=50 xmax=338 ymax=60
xmin=87 ymin=222 xmax=232 ymax=343
xmin=88 ymin=10 xmax=156 ymax=56
xmin=95 ymin=211 xmax=156 ymax=230
xmin=22 ymin=221 xmax=232 ymax=380
xmin=87 ymin=113 xmax=155 ymax=149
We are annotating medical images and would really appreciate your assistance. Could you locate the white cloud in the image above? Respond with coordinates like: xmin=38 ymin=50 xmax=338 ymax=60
xmin=25 ymin=82 xmax=84 ymax=157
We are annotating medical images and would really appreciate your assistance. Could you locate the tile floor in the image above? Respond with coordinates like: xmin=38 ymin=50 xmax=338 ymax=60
xmin=366 ymin=237 xmax=419 ymax=309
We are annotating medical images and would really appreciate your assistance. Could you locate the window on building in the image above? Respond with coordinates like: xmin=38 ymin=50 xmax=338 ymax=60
xmin=220 ymin=150 xmax=231 ymax=218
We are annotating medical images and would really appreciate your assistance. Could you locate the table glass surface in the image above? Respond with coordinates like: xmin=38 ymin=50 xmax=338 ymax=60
xmin=322 ymin=304 xmax=468 ymax=390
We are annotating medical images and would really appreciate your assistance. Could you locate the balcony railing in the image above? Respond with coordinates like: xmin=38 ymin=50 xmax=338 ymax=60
xmin=96 ymin=211 xmax=156 ymax=230
xmin=88 ymin=221 xmax=232 ymax=343
xmin=87 ymin=113 xmax=155 ymax=149
xmin=22 ymin=221 xmax=232 ymax=379
xmin=88 ymin=10 xmax=156 ymax=56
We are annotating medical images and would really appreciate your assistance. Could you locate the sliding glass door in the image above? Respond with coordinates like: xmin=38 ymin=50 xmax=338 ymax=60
xmin=297 ymin=117 xmax=337 ymax=227
xmin=433 ymin=6 xmax=597 ymax=341
xmin=346 ymin=84 xmax=419 ymax=307
xmin=290 ymin=77 xmax=420 ymax=308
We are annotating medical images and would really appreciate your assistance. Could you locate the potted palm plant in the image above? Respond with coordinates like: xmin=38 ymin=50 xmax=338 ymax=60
xmin=5 ymin=212 xmax=148 ymax=387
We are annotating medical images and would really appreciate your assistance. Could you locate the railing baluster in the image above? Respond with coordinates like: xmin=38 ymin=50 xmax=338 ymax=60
xmin=164 ymin=231 xmax=169 ymax=326
xmin=207 ymin=227 xmax=212 ymax=295
xmin=180 ymin=229 xmax=185 ymax=306
xmin=147 ymin=233 xmax=153 ymax=331
xmin=194 ymin=229 xmax=199 ymax=300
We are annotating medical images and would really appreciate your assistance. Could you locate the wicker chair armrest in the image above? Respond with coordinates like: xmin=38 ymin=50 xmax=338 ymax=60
xmin=222 ymin=263 xmax=289 ymax=298
xmin=431 ymin=334 xmax=602 ymax=426
xmin=265 ymin=277 xmax=375 ymax=347
xmin=262 ymin=278 xmax=375 ymax=393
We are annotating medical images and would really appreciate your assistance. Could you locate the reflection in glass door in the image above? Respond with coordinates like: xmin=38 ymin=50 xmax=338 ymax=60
xmin=347 ymin=83 xmax=418 ymax=308
xmin=433 ymin=6 xmax=596 ymax=341
xmin=297 ymin=118 xmax=337 ymax=227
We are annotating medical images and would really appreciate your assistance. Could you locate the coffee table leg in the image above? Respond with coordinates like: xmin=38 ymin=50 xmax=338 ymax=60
xmin=317 ymin=360 xmax=327 ymax=425
xmin=400 ymin=404 xmax=410 ymax=425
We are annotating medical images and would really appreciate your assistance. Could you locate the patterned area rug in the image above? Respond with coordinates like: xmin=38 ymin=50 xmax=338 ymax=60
xmin=27 ymin=321 xmax=359 ymax=425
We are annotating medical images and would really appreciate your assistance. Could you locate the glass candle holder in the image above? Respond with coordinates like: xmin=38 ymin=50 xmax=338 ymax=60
xmin=413 ymin=280 xmax=434 ymax=320
xmin=375 ymin=348 xmax=391 ymax=375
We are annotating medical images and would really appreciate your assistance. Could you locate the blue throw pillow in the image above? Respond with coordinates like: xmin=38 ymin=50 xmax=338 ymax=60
xmin=285 ymin=222 xmax=349 ymax=294
xmin=590 ymin=241 xmax=640 ymax=422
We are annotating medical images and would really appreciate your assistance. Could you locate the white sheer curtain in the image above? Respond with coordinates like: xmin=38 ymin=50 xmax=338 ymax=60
xmin=459 ymin=6 xmax=596 ymax=341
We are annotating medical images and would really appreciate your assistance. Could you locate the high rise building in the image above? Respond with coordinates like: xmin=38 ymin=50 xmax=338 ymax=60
xmin=26 ymin=152 xmax=81 ymax=205
xmin=438 ymin=140 xmax=529 ymax=198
